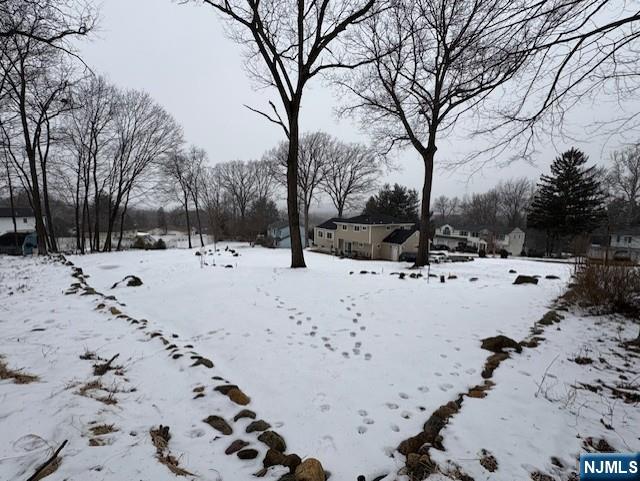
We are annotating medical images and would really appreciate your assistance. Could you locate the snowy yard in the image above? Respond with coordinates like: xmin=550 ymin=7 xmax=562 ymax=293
xmin=1 ymin=245 xmax=638 ymax=481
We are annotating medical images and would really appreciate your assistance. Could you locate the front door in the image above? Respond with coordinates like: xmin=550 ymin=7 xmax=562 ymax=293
xmin=345 ymin=242 xmax=352 ymax=253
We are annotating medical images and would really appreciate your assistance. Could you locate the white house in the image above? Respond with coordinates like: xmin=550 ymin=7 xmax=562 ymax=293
xmin=433 ymin=224 xmax=525 ymax=255
xmin=589 ymin=228 xmax=640 ymax=263
xmin=0 ymin=207 xmax=36 ymax=236
xmin=432 ymin=224 xmax=488 ymax=251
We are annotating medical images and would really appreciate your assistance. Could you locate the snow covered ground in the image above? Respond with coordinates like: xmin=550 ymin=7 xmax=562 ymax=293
xmin=1 ymin=245 xmax=637 ymax=481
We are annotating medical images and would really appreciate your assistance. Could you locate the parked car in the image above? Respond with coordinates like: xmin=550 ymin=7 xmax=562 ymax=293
xmin=0 ymin=231 xmax=37 ymax=255
xmin=431 ymin=244 xmax=450 ymax=251
xmin=455 ymin=244 xmax=478 ymax=254
xmin=399 ymin=252 xmax=417 ymax=262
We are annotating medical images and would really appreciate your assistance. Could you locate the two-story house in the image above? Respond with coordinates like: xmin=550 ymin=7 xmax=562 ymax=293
xmin=0 ymin=207 xmax=36 ymax=236
xmin=313 ymin=214 xmax=418 ymax=261
xmin=433 ymin=224 xmax=525 ymax=255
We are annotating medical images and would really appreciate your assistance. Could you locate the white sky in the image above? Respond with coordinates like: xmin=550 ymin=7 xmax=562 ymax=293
xmin=78 ymin=0 xmax=638 ymax=205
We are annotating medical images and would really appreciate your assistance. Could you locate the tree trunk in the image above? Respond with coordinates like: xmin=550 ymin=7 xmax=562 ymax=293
xmin=6 ymin=163 xmax=18 ymax=250
xmin=183 ymin=191 xmax=192 ymax=249
xmin=303 ymin=201 xmax=310 ymax=248
xmin=415 ymin=149 xmax=435 ymax=267
xmin=193 ymin=197 xmax=205 ymax=247
xmin=116 ymin=192 xmax=132 ymax=251
xmin=286 ymin=111 xmax=306 ymax=268
xmin=41 ymin=168 xmax=57 ymax=252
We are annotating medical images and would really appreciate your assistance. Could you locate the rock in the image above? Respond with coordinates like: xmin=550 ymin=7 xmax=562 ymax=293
xmin=448 ymin=274 xmax=457 ymax=279
xmin=283 ymin=453 xmax=302 ymax=472
xmin=538 ymin=310 xmax=563 ymax=325
xmin=191 ymin=356 xmax=214 ymax=368
xmin=481 ymin=335 xmax=522 ymax=353
xmin=469 ymin=277 xmax=478 ymax=282
xmin=398 ymin=431 xmax=429 ymax=456
xmin=111 ymin=275 xmax=143 ymax=288
xmin=479 ymin=449 xmax=498 ymax=472
xmin=513 ymin=275 xmax=538 ymax=285
xmin=227 ymin=387 xmax=251 ymax=405
xmin=294 ymin=458 xmax=325 ymax=481
xmin=234 ymin=409 xmax=257 ymax=422
xmin=278 ymin=475 xmax=297 ymax=481
xmin=203 ymin=415 xmax=232 ymax=435
xmin=225 ymin=439 xmax=249 ymax=455
xmin=237 ymin=448 xmax=259 ymax=460
xmin=482 ymin=352 xmax=509 ymax=379
xmin=509 ymin=269 xmax=517 ymax=273
xmin=545 ymin=274 xmax=560 ymax=279
xmin=215 ymin=384 xmax=238 ymax=395
xmin=246 ymin=420 xmax=271 ymax=433
xmin=263 ymin=448 xmax=287 ymax=468
xmin=258 ymin=430 xmax=286 ymax=452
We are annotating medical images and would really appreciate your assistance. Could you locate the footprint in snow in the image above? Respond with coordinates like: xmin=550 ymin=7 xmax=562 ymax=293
xmin=418 ymin=386 xmax=430 ymax=393
xmin=364 ymin=418 xmax=375 ymax=425
xmin=364 ymin=353 xmax=372 ymax=360
xmin=310 ymin=331 xmax=316 ymax=337
xmin=353 ymin=348 xmax=361 ymax=355
xmin=434 ymin=372 xmax=443 ymax=377
xmin=390 ymin=424 xmax=400 ymax=432
xmin=357 ymin=426 xmax=367 ymax=434
xmin=296 ymin=321 xmax=302 ymax=325
xmin=399 ymin=392 xmax=409 ymax=399
xmin=401 ymin=411 xmax=412 ymax=419
xmin=465 ymin=368 xmax=476 ymax=374
xmin=440 ymin=353 xmax=448 ymax=358
xmin=386 ymin=403 xmax=399 ymax=410
xmin=439 ymin=383 xmax=454 ymax=392
xmin=355 ymin=341 xmax=362 ymax=348
xmin=350 ymin=332 xmax=356 ymax=337
xmin=320 ymin=404 xmax=331 ymax=412
xmin=342 ymin=352 xmax=350 ymax=358
xmin=353 ymin=318 xmax=358 ymax=323
xmin=360 ymin=326 xmax=366 ymax=331
xmin=346 ymin=307 xmax=352 ymax=311
xmin=358 ymin=409 xmax=368 ymax=416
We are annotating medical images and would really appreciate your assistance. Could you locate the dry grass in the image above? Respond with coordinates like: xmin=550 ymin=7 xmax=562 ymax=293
xmin=89 ymin=424 xmax=118 ymax=436
xmin=0 ymin=356 xmax=38 ymax=384
xmin=566 ymin=264 xmax=640 ymax=317
xmin=30 ymin=457 xmax=60 ymax=480
xmin=150 ymin=426 xmax=194 ymax=477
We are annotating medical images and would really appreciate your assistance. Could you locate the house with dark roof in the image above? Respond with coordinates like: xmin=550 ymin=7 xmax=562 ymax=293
xmin=0 ymin=207 xmax=36 ymax=236
xmin=589 ymin=226 xmax=640 ymax=263
xmin=313 ymin=214 xmax=419 ymax=261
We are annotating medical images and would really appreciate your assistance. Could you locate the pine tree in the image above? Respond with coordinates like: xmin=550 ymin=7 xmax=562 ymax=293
xmin=362 ymin=183 xmax=420 ymax=222
xmin=528 ymin=148 xmax=606 ymax=254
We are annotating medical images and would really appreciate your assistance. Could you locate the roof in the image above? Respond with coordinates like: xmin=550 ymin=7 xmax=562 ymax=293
xmin=316 ymin=218 xmax=341 ymax=230
xmin=336 ymin=214 xmax=412 ymax=225
xmin=612 ymin=226 xmax=640 ymax=236
xmin=0 ymin=207 xmax=34 ymax=218
xmin=383 ymin=226 xmax=418 ymax=245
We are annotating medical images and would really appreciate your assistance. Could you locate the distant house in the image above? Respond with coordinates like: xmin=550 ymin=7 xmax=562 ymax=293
xmin=433 ymin=224 xmax=525 ymax=255
xmin=0 ymin=207 xmax=36 ymax=236
xmin=267 ymin=223 xmax=307 ymax=249
xmin=313 ymin=214 xmax=418 ymax=261
xmin=589 ymin=227 xmax=640 ymax=263
xmin=433 ymin=224 xmax=488 ymax=251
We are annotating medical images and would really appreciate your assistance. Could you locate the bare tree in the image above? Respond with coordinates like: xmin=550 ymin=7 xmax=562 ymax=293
xmin=218 ymin=160 xmax=257 ymax=223
xmin=249 ymin=159 xmax=277 ymax=202
xmin=193 ymin=0 xmax=376 ymax=268
xmin=186 ymin=145 xmax=207 ymax=247
xmin=608 ymin=144 xmax=640 ymax=222
xmin=342 ymin=0 xmax=592 ymax=266
xmin=200 ymin=164 xmax=227 ymax=242
xmin=322 ymin=140 xmax=379 ymax=217
xmin=103 ymin=89 xmax=183 ymax=251
xmin=161 ymin=149 xmax=194 ymax=248
xmin=433 ymin=195 xmax=459 ymax=223
xmin=266 ymin=131 xmax=331 ymax=246
xmin=497 ymin=178 xmax=534 ymax=228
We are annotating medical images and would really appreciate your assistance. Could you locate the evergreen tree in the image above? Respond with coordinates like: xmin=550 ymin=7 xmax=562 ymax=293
xmin=528 ymin=148 xmax=606 ymax=254
xmin=362 ymin=183 xmax=420 ymax=222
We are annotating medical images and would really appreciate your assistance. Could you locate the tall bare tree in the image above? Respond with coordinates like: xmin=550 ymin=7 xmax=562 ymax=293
xmin=161 ymin=149 xmax=194 ymax=248
xmin=433 ymin=195 xmax=459 ymax=223
xmin=193 ymin=0 xmax=376 ymax=267
xmin=497 ymin=178 xmax=534 ymax=228
xmin=103 ymin=89 xmax=183 ymax=251
xmin=322 ymin=140 xmax=379 ymax=217
xmin=342 ymin=0 xmax=598 ymax=266
xmin=266 ymin=131 xmax=331 ymax=246
xmin=608 ymin=144 xmax=640 ymax=222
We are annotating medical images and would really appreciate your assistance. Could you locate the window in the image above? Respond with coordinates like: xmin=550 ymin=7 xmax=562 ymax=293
xmin=342 ymin=225 xmax=347 ymax=230
xmin=23 ymin=218 xmax=28 ymax=224
xmin=626 ymin=236 xmax=632 ymax=244
xmin=318 ymin=231 xmax=324 ymax=238
xmin=327 ymin=232 xmax=333 ymax=240
xmin=354 ymin=226 xmax=360 ymax=231
xmin=386 ymin=226 xmax=391 ymax=230
xmin=443 ymin=227 xmax=451 ymax=235
xmin=362 ymin=226 xmax=367 ymax=231
xmin=617 ymin=235 xmax=621 ymax=243
xmin=471 ymin=232 xmax=479 ymax=238
xmin=460 ymin=230 xmax=468 ymax=236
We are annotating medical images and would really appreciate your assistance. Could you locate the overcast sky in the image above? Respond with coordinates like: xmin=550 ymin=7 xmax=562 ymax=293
xmin=79 ymin=0 xmax=636 ymax=206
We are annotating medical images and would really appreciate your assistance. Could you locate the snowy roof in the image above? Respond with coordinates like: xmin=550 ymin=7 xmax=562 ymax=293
xmin=336 ymin=214 xmax=412 ymax=225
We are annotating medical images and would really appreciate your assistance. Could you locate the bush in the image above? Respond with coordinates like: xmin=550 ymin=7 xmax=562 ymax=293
xmin=478 ymin=250 xmax=487 ymax=258
xmin=132 ymin=237 xmax=152 ymax=250
xmin=499 ymin=249 xmax=509 ymax=259
xmin=154 ymin=238 xmax=166 ymax=250
xmin=567 ymin=263 xmax=640 ymax=317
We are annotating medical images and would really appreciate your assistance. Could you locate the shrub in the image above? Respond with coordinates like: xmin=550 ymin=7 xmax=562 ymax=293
xmin=154 ymin=239 xmax=166 ymax=250
xmin=132 ymin=237 xmax=151 ymax=250
xmin=478 ymin=250 xmax=487 ymax=258
xmin=499 ymin=249 xmax=509 ymax=259
xmin=567 ymin=263 xmax=640 ymax=317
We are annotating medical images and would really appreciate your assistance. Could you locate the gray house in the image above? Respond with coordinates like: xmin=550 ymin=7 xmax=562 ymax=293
xmin=266 ymin=223 xmax=307 ymax=248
